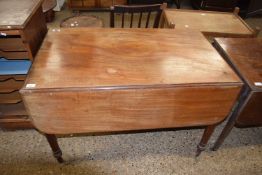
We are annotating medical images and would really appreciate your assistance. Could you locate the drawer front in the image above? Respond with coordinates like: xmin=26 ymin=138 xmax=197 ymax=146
xmin=100 ymin=0 xmax=126 ymax=7
xmin=114 ymin=0 xmax=127 ymax=5
xmin=0 ymin=78 xmax=24 ymax=93
xmin=0 ymin=102 xmax=32 ymax=130
xmin=22 ymin=85 xmax=241 ymax=134
xmin=0 ymin=75 xmax=26 ymax=81
xmin=0 ymin=91 xmax=22 ymax=104
xmin=83 ymin=0 xmax=96 ymax=7
xmin=0 ymin=38 xmax=26 ymax=51
xmin=236 ymin=91 xmax=262 ymax=127
xmin=100 ymin=0 xmax=113 ymax=7
xmin=0 ymin=50 xmax=29 ymax=60
xmin=69 ymin=0 xmax=96 ymax=8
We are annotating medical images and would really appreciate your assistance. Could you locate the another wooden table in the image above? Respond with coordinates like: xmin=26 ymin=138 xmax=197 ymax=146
xmin=212 ymin=38 xmax=262 ymax=150
xmin=21 ymin=28 xmax=242 ymax=162
xmin=60 ymin=15 xmax=103 ymax=28
xmin=163 ymin=8 xmax=257 ymax=38
xmin=0 ymin=0 xmax=47 ymax=130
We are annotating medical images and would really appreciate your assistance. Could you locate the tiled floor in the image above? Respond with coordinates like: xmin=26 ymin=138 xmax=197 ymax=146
xmin=0 ymin=1 xmax=262 ymax=175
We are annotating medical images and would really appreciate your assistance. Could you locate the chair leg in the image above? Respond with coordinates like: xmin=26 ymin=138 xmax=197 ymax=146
xmin=45 ymin=134 xmax=64 ymax=163
xmin=196 ymin=125 xmax=216 ymax=157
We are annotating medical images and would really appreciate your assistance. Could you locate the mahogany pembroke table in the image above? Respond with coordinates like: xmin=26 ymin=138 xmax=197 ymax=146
xmin=21 ymin=28 xmax=242 ymax=162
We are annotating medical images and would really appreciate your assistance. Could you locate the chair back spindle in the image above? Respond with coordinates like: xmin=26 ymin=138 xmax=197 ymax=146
xmin=110 ymin=3 xmax=166 ymax=28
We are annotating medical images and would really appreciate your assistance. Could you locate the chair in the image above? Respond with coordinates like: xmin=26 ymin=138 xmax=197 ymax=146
xmin=110 ymin=3 xmax=167 ymax=28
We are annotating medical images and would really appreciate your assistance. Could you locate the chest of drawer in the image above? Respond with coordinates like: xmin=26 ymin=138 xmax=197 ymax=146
xmin=0 ymin=37 xmax=26 ymax=51
xmin=0 ymin=91 xmax=22 ymax=104
xmin=0 ymin=78 xmax=25 ymax=93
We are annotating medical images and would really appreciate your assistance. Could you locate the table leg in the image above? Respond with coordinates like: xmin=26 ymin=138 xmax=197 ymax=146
xmin=45 ymin=134 xmax=64 ymax=163
xmin=212 ymin=86 xmax=250 ymax=151
xmin=196 ymin=124 xmax=216 ymax=157
xmin=174 ymin=0 xmax=181 ymax=9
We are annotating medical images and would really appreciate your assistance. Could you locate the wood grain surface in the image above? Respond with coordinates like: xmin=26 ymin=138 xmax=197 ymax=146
xmin=236 ymin=92 xmax=262 ymax=126
xmin=163 ymin=9 xmax=255 ymax=37
xmin=22 ymin=28 xmax=240 ymax=90
xmin=21 ymin=28 xmax=242 ymax=134
xmin=0 ymin=0 xmax=43 ymax=30
xmin=22 ymin=86 xmax=241 ymax=134
xmin=214 ymin=38 xmax=262 ymax=127
xmin=214 ymin=38 xmax=262 ymax=91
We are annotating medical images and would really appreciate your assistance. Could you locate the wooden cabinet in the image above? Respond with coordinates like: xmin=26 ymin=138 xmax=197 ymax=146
xmin=0 ymin=0 xmax=47 ymax=130
xmin=68 ymin=0 xmax=127 ymax=10
xmin=191 ymin=0 xmax=239 ymax=12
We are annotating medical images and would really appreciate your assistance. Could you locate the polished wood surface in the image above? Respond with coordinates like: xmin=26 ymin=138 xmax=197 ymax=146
xmin=237 ymin=92 xmax=262 ymax=126
xmin=21 ymin=28 xmax=242 ymax=161
xmin=22 ymin=85 xmax=241 ymax=134
xmin=214 ymin=38 xmax=262 ymax=127
xmin=214 ymin=38 xmax=262 ymax=91
xmin=0 ymin=0 xmax=43 ymax=30
xmin=163 ymin=9 xmax=255 ymax=37
xmin=21 ymin=28 xmax=242 ymax=134
xmin=22 ymin=28 xmax=240 ymax=90
xmin=212 ymin=38 xmax=262 ymax=150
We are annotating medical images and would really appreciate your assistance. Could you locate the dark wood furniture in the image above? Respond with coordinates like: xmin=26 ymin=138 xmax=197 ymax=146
xmin=191 ymin=0 xmax=239 ymax=12
xmin=191 ymin=0 xmax=262 ymax=16
xmin=110 ymin=3 xmax=166 ymax=28
xmin=42 ymin=0 xmax=57 ymax=22
xmin=174 ymin=0 xmax=181 ymax=8
xmin=163 ymin=8 xmax=257 ymax=38
xmin=68 ymin=0 xmax=127 ymax=11
xmin=21 ymin=28 xmax=242 ymax=162
xmin=0 ymin=0 xmax=47 ymax=130
xmin=238 ymin=0 xmax=262 ymax=17
xmin=60 ymin=15 xmax=104 ymax=28
xmin=212 ymin=38 xmax=262 ymax=150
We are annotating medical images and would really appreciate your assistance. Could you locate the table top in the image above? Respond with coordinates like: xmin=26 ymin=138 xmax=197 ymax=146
xmin=164 ymin=9 xmax=254 ymax=37
xmin=214 ymin=38 xmax=262 ymax=91
xmin=0 ymin=0 xmax=43 ymax=30
xmin=22 ymin=28 xmax=241 ymax=91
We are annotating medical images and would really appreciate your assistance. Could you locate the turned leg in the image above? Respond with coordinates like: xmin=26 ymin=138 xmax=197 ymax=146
xmin=196 ymin=125 xmax=216 ymax=157
xmin=45 ymin=134 xmax=64 ymax=163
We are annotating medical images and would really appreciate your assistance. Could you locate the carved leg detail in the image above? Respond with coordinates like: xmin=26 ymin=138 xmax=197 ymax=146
xmin=45 ymin=134 xmax=64 ymax=163
xmin=196 ymin=125 xmax=216 ymax=157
